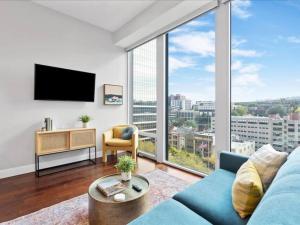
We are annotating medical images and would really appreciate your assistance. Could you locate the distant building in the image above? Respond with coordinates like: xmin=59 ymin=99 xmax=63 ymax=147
xmin=193 ymin=101 xmax=215 ymax=116
xmin=176 ymin=110 xmax=198 ymax=121
xmin=231 ymin=135 xmax=255 ymax=156
xmin=169 ymin=94 xmax=192 ymax=110
xmin=211 ymin=114 xmax=300 ymax=153
xmin=133 ymin=103 xmax=157 ymax=133
xmin=168 ymin=127 xmax=190 ymax=150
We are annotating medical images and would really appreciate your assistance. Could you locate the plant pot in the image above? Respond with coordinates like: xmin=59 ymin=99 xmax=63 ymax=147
xmin=121 ymin=171 xmax=131 ymax=181
xmin=82 ymin=122 xmax=88 ymax=128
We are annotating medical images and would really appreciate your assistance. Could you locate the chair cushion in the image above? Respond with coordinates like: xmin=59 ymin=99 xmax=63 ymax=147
xmin=106 ymin=138 xmax=131 ymax=147
xmin=128 ymin=199 xmax=212 ymax=225
xmin=121 ymin=127 xmax=134 ymax=140
xmin=173 ymin=169 xmax=248 ymax=225
xmin=248 ymin=147 xmax=300 ymax=225
xmin=113 ymin=126 xmax=125 ymax=138
xmin=249 ymin=144 xmax=287 ymax=191
xmin=232 ymin=160 xmax=264 ymax=218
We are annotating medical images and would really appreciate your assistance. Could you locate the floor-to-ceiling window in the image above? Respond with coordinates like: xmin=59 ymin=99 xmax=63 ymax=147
xmin=131 ymin=39 xmax=157 ymax=157
xmin=231 ymin=0 xmax=300 ymax=155
xmin=166 ymin=11 xmax=216 ymax=174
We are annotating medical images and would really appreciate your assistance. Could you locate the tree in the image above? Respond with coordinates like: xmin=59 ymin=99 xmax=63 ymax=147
xmin=232 ymin=106 xmax=248 ymax=116
xmin=290 ymin=102 xmax=300 ymax=113
xmin=184 ymin=120 xmax=197 ymax=128
xmin=172 ymin=118 xmax=185 ymax=127
xmin=139 ymin=140 xmax=155 ymax=154
xmin=267 ymin=105 xmax=285 ymax=117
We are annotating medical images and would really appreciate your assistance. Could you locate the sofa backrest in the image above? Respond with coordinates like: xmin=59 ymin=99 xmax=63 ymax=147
xmin=247 ymin=147 xmax=300 ymax=225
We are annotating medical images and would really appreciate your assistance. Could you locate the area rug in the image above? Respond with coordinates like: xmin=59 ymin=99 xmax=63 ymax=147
xmin=1 ymin=169 xmax=189 ymax=225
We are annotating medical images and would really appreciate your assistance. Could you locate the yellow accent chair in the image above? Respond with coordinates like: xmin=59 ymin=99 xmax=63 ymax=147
xmin=102 ymin=125 xmax=138 ymax=162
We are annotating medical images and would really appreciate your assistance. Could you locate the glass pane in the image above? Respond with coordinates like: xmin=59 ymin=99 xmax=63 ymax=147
xmin=167 ymin=11 xmax=216 ymax=174
xmin=132 ymin=39 xmax=157 ymax=156
xmin=231 ymin=0 xmax=300 ymax=155
xmin=138 ymin=134 xmax=156 ymax=155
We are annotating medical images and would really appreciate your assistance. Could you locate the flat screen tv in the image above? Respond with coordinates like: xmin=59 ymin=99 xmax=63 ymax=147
xmin=34 ymin=64 xmax=95 ymax=102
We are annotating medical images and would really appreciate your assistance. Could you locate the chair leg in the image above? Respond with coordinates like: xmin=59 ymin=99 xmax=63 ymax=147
xmin=132 ymin=148 xmax=137 ymax=161
xmin=102 ymin=147 xmax=107 ymax=163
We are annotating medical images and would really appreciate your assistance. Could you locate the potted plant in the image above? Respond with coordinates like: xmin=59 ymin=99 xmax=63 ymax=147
xmin=115 ymin=155 xmax=136 ymax=181
xmin=79 ymin=115 xmax=92 ymax=128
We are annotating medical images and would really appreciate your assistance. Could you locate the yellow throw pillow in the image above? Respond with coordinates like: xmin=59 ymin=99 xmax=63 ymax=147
xmin=232 ymin=160 xmax=264 ymax=219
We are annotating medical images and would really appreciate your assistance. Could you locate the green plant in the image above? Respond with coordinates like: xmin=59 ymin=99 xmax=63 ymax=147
xmin=115 ymin=155 xmax=136 ymax=173
xmin=79 ymin=115 xmax=91 ymax=123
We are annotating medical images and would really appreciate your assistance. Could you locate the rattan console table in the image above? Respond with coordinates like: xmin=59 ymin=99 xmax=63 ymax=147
xmin=35 ymin=128 xmax=96 ymax=176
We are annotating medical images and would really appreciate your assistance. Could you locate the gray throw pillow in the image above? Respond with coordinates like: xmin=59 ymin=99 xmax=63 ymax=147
xmin=249 ymin=144 xmax=288 ymax=191
xmin=121 ymin=127 xmax=134 ymax=140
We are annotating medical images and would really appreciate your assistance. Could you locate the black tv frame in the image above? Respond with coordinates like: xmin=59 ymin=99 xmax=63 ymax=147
xmin=34 ymin=64 xmax=96 ymax=102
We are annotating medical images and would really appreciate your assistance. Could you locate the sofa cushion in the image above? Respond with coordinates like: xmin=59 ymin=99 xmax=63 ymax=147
xmin=128 ymin=199 xmax=212 ymax=225
xmin=232 ymin=160 xmax=263 ymax=218
xmin=106 ymin=138 xmax=131 ymax=147
xmin=174 ymin=169 xmax=248 ymax=225
xmin=249 ymin=144 xmax=287 ymax=190
xmin=248 ymin=147 xmax=300 ymax=225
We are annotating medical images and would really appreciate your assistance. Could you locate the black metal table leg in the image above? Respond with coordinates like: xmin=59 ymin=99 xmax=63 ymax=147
xmin=89 ymin=147 xmax=91 ymax=161
xmin=35 ymin=154 xmax=40 ymax=177
xmin=94 ymin=146 xmax=97 ymax=164
xmin=35 ymin=145 xmax=97 ymax=176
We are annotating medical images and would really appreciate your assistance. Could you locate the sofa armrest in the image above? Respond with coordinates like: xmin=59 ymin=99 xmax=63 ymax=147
xmin=103 ymin=129 xmax=113 ymax=143
xmin=220 ymin=151 xmax=249 ymax=173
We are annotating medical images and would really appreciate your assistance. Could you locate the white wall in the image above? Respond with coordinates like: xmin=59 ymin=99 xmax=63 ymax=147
xmin=0 ymin=1 xmax=127 ymax=178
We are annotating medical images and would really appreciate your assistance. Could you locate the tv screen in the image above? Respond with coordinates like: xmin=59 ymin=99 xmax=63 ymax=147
xmin=34 ymin=64 xmax=95 ymax=102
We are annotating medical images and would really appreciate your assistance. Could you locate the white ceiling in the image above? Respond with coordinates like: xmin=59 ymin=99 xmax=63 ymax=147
xmin=33 ymin=0 xmax=156 ymax=32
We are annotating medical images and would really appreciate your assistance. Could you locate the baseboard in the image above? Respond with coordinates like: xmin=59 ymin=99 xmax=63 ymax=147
xmin=0 ymin=151 xmax=102 ymax=179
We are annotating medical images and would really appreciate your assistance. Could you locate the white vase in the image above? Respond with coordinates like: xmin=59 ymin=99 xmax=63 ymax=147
xmin=82 ymin=122 xmax=88 ymax=128
xmin=121 ymin=171 xmax=131 ymax=181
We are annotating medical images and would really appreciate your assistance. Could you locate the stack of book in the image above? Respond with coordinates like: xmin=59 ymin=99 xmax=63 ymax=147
xmin=97 ymin=179 xmax=126 ymax=197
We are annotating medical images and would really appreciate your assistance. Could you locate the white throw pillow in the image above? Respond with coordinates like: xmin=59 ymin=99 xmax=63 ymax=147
xmin=249 ymin=144 xmax=288 ymax=191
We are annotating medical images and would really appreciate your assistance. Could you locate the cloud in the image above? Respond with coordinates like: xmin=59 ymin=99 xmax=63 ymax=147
xmin=232 ymin=37 xmax=247 ymax=48
xmin=231 ymin=60 xmax=242 ymax=70
xmin=232 ymin=37 xmax=262 ymax=58
xmin=232 ymin=49 xmax=262 ymax=57
xmin=287 ymin=36 xmax=300 ymax=44
xmin=239 ymin=64 xmax=262 ymax=74
xmin=232 ymin=60 xmax=264 ymax=88
xmin=204 ymin=63 xmax=215 ymax=73
xmin=231 ymin=0 xmax=252 ymax=19
xmin=186 ymin=20 xmax=210 ymax=27
xmin=204 ymin=60 xmax=261 ymax=74
xmin=232 ymin=73 xmax=264 ymax=87
xmin=170 ymin=31 xmax=215 ymax=57
xmin=232 ymin=61 xmax=262 ymax=74
xmin=169 ymin=46 xmax=178 ymax=53
xmin=169 ymin=57 xmax=195 ymax=73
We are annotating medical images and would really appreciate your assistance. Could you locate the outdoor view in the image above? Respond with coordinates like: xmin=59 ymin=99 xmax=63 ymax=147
xmin=132 ymin=0 xmax=300 ymax=174
xmin=132 ymin=39 xmax=157 ymax=156
xmin=167 ymin=0 xmax=300 ymax=174
xmin=167 ymin=10 xmax=216 ymax=174
xmin=231 ymin=0 xmax=300 ymax=156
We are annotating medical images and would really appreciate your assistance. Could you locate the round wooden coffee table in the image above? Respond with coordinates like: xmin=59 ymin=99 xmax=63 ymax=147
xmin=88 ymin=174 xmax=150 ymax=225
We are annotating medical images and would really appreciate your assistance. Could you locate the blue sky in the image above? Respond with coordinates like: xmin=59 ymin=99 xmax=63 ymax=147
xmin=168 ymin=0 xmax=300 ymax=102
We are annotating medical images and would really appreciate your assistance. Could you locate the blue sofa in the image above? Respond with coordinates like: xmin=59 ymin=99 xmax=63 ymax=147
xmin=128 ymin=148 xmax=300 ymax=225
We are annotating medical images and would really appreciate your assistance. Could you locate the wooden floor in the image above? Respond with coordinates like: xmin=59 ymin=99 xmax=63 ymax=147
xmin=0 ymin=155 xmax=201 ymax=223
